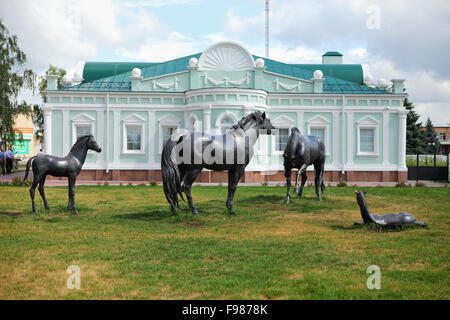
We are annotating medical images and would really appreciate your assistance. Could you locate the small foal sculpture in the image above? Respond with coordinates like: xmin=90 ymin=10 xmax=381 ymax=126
xmin=283 ymin=127 xmax=326 ymax=203
xmin=354 ymin=189 xmax=427 ymax=228
xmin=24 ymin=135 xmax=102 ymax=213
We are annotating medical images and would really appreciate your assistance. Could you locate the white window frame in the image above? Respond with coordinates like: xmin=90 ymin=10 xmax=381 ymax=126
xmin=356 ymin=116 xmax=379 ymax=156
xmin=307 ymin=115 xmax=330 ymax=156
xmin=271 ymin=115 xmax=295 ymax=155
xmin=215 ymin=111 xmax=238 ymax=135
xmin=158 ymin=114 xmax=181 ymax=154
xmin=71 ymin=113 xmax=95 ymax=153
xmin=122 ymin=114 xmax=145 ymax=154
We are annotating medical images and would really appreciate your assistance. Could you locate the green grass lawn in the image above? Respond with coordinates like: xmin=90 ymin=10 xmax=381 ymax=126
xmin=0 ymin=184 xmax=448 ymax=299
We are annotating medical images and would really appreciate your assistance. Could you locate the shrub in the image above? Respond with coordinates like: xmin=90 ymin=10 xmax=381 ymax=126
xmin=415 ymin=182 xmax=426 ymax=187
xmin=150 ymin=180 xmax=157 ymax=187
xmin=103 ymin=181 xmax=109 ymax=186
xmin=337 ymin=180 xmax=347 ymax=187
xmin=261 ymin=181 xmax=268 ymax=187
xmin=395 ymin=182 xmax=407 ymax=187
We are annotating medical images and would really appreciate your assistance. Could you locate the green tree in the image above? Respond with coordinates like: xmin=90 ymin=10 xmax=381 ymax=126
xmin=423 ymin=117 xmax=439 ymax=154
xmin=405 ymin=98 xmax=427 ymax=154
xmin=0 ymin=19 xmax=35 ymax=148
xmin=33 ymin=65 xmax=66 ymax=143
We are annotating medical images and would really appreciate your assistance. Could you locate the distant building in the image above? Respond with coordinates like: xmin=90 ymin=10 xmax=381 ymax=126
xmin=0 ymin=106 xmax=39 ymax=159
xmin=42 ymin=41 xmax=408 ymax=183
xmin=434 ymin=123 xmax=450 ymax=154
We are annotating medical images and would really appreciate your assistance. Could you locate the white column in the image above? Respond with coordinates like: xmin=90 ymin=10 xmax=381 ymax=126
xmin=346 ymin=111 xmax=354 ymax=166
xmin=148 ymin=110 xmax=155 ymax=167
xmin=97 ymin=109 xmax=104 ymax=165
xmin=332 ymin=111 xmax=339 ymax=168
xmin=382 ymin=110 xmax=389 ymax=166
xmin=296 ymin=111 xmax=304 ymax=133
xmin=62 ymin=109 xmax=69 ymax=155
xmin=113 ymin=110 xmax=120 ymax=164
xmin=43 ymin=108 xmax=52 ymax=154
xmin=398 ymin=111 xmax=407 ymax=169
xmin=203 ymin=108 xmax=211 ymax=134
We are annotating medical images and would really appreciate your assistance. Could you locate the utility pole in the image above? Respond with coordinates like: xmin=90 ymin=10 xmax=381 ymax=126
xmin=265 ymin=0 xmax=269 ymax=59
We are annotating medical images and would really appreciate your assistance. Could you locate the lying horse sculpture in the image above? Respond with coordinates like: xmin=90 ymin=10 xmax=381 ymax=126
xmin=24 ymin=135 xmax=102 ymax=213
xmin=354 ymin=189 xmax=427 ymax=228
xmin=162 ymin=111 xmax=275 ymax=215
xmin=283 ymin=127 xmax=326 ymax=203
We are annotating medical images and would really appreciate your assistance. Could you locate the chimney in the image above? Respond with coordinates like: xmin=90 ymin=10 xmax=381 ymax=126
xmin=322 ymin=51 xmax=343 ymax=64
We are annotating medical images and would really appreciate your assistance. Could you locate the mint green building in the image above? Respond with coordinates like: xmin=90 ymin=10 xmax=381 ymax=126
xmin=43 ymin=42 xmax=408 ymax=182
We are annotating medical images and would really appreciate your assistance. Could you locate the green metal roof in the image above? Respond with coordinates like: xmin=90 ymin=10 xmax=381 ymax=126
xmin=83 ymin=62 xmax=158 ymax=83
xmin=292 ymin=64 xmax=363 ymax=83
xmin=63 ymin=52 xmax=388 ymax=94
xmin=322 ymin=51 xmax=343 ymax=56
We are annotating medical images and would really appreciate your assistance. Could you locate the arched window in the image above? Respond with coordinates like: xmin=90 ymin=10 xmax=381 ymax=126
xmin=220 ymin=117 xmax=235 ymax=134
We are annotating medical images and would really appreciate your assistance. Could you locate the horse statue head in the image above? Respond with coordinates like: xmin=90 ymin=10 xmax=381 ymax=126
xmin=232 ymin=111 xmax=276 ymax=134
xmin=71 ymin=135 xmax=102 ymax=153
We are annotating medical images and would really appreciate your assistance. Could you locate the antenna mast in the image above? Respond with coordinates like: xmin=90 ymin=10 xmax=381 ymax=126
xmin=265 ymin=0 xmax=269 ymax=58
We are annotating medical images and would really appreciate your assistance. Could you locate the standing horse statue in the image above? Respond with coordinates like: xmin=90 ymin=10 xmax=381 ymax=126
xmin=24 ymin=135 xmax=102 ymax=213
xmin=354 ymin=189 xmax=427 ymax=228
xmin=283 ymin=127 xmax=326 ymax=203
xmin=161 ymin=111 xmax=275 ymax=215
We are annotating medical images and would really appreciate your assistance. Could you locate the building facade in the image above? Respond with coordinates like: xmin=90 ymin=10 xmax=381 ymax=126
xmin=43 ymin=41 xmax=408 ymax=182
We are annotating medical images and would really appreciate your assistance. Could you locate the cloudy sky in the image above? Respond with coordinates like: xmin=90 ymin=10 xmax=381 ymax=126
xmin=1 ymin=0 xmax=449 ymax=124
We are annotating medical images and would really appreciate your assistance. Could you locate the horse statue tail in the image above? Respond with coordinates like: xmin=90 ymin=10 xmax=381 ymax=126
xmin=161 ymin=136 xmax=185 ymax=211
xmin=283 ymin=127 xmax=300 ymax=159
xmin=24 ymin=156 xmax=36 ymax=181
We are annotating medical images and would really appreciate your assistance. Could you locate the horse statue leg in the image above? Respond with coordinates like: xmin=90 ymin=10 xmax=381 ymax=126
xmin=293 ymin=170 xmax=301 ymax=198
xmin=297 ymin=164 xmax=308 ymax=198
xmin=38 ymin=175 xmax=50 ymax=210
xmin=29 ymin=173 xmax=40 ymax=213
xmin=226 ymin=166 xmax=245 ymax=212
xmin=284 ymin=165 xmax=293 ymax=204
xmin=313 ymin=161 xmax=324 ymax=201
xmin=183 ymin=168 xmax=202 ymax=215
xmin=67 ymin=174 xmax=78 ymax=213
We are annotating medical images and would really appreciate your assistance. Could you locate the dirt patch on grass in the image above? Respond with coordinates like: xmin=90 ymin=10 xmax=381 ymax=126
xmin=182 ymin=222 xmax=204 ymax=227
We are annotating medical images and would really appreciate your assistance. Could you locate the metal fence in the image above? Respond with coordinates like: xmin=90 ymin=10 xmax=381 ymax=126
xmin=407 ymin=154 xmax=449 ymax=181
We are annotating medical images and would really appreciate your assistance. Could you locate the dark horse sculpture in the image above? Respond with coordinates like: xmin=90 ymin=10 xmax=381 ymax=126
xmin=161 ymin=111 xmax=275 ymax=215
xmin=354 ymin=189 xmax=427 ymax=228
xmin=24 ymin=135 xmax=102 ymax=213
xmin=283 ymin=127 xmax=326 ymax=203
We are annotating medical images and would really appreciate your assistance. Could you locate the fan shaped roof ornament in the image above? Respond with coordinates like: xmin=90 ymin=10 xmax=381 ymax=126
xmin=198 ymin=41 xmax=255 ymax=71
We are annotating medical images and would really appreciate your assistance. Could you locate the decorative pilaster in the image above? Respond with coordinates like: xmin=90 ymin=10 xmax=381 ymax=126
xmin=97 ymin=109 xmax=104 ymax=165
xmin=296 ymin=111 xmax=304 ymax=133
xmin=148 ymin=110 xmax=155 ymax=166
xmin=113 ymin=110 xmax=120 ymax=164
xmin=398 ymin=111 xmax=407 ymax=170
xmin=332 ymin=111 xmax=339 ymax=168
xmin=62 ymin=109 xmax=69 ymax=155
xmin=383 ymin=110 xmax=389 ymax=166
xmin=346 ymin=111 xmax=354 ymax=166
xmin=203 ymin=105 xmax=211 ymax=134
xmin=43 ymin=108 xmax=52 ymax=154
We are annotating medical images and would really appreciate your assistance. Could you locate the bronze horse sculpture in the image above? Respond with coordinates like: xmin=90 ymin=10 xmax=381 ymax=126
xmin=354 ymin=189 xmax=427 ymax=228
xmin=24 ymin=135 xmax=102 ymax=213
xmin=161 ymin=111 xmax=275 ymax=215
xmin=283 ymin=127 xmax=326 ymax=203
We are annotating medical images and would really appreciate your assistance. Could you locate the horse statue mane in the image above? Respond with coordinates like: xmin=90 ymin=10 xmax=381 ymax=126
xmin=231 ymin=111 xmax=264 ymax=131
xmin=70 ymin=135 xmax=92 ymax=152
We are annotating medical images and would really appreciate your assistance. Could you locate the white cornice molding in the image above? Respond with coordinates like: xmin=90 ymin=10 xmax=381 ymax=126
xmin=141 ymin=70 xmax=189 ymax=82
